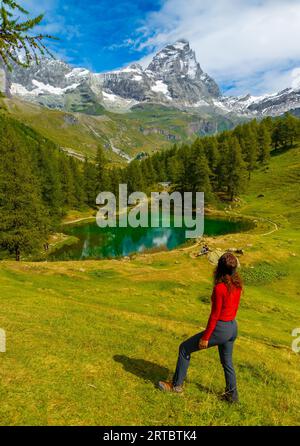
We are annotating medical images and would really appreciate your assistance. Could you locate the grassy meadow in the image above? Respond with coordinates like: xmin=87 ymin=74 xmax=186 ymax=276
xmin=1 ymin=98 xmax=241 ymax=163
xmin=0 ymin=145 xmax=299 ymax=425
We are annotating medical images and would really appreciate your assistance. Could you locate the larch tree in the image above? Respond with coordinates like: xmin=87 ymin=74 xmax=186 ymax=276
xmin=227 ymin=137 xmax=248 ymax=201
xmin=0 ymin=0 xmax=55 ymax=69
xmin=0 ymin=127 xmax=50 ymax=260
xmin=243 ymin=126 xmax=258 ymax=179
xmin=83 ymin=156 xmax=98 ymax=208
xmin=257 ymin=123 xmax=272 ymax=164
xmin=95 ymin=145 xmax=111 ymax=193
xmin=189 ymin=139 xmax=214 ymax=203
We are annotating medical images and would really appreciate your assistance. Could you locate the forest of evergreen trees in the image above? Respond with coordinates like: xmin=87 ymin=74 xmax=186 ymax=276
xmin=122 ymin=113 xmax=300 ymax=202
xmin=0 ymin=112 xmax=299 ymax=259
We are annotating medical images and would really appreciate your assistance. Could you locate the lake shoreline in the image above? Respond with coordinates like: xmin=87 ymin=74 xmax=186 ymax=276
xmin=50 ymin=209 xmax=257 ymax=261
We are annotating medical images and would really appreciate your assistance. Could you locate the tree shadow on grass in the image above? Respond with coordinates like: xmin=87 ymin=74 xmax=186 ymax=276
xmin=113 ymin=355 xmax=171 ymax=386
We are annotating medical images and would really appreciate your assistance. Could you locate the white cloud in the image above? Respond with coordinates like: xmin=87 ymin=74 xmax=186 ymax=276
xmin=133 ymin=0 xmax=300 ymax=95
xmin=291 ymin=68 xmax=300 ymax=90
xmin=19 ymin=0 xmax=58 ymax=16
xmin=19 ymin=1 xmax=81 ymax=40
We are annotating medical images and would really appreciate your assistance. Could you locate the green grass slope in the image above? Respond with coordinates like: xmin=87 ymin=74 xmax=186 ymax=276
xmin=1 ymin=98 xmax=239 ymax=162
xmin=0 ymin=146 xmax=299 ymax=425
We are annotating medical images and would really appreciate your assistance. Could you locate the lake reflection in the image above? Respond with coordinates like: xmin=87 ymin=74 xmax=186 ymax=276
xmin=51 ymin=216 xmax=252 ymax=260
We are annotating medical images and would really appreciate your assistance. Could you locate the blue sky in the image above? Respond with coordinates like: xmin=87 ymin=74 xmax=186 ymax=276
xmin=20 ymin=0 xmax=300 ymax=96
xmin=21 ymin=0 xmax=162 ymax=71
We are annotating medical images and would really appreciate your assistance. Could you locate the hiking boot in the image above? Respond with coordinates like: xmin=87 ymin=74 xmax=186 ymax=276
xmin=220 ymin=389 xmax=239 ymax=404
xmin=158 ymin=381 xmax=183 ymax=393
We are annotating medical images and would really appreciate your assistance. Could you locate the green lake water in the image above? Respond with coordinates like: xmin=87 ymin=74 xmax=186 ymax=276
xmin=51 ymin=216 xmax=252 ymax=260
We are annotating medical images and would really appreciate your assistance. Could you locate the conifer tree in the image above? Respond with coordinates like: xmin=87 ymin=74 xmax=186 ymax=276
xmin=151 ymin=153 xmax=166 ymax=182
xmin=189 ymin=140 xmax=214 ymax=202
xmin=109 ymin=167 xmax=122 ymax=199
xmin=69 ymin=157 xmax=85 ymax=209
xmin=166 ymin=155 xmax=178 ymax=183
xmin=95 ymin=145 xmax=110 ymax=193
xmin=59 ymin=156 xmax=76 ymax=208
xmin=270 ymin=114 xmax=300 ymax=150
xmin=0 ymin=0 xmax=55 ymax=69
xmin=243 ymin=126 xmax=258 ymax=179
xmin=0 ymin=130 xmax=49 ymax=260
xmin=257 ymin=123 xmax=272 ymax=164
xmin=203 ymin=136 xmax=220 ymax=174
xmin=283 ymin=113 xmax=299 ymax=147
xmin=126 ymin=160 xmax=145 ymax=194
xmin=173 ymin=144 xmax=192 ymax=192
xmin=83 ymin=157 xmax=98 ymax=208
xmin=33 ymin=142 xmax=63 ymax=216
xmin=216 ymin=139 xmax=230 ymax=193
xmin=227 ymin=137 xmax=247 ymax=201
xmin=141 ymin=157 xmax=157 ymax=187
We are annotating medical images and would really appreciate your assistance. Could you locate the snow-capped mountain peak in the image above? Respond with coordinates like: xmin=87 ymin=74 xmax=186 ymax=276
xmin=5 ymin=40 xmax=221 ymax=108
xmin=4 ymin=39 xmax=300 ymax=116
xmin=94 ymin=39 xmax=221 ymax=105
xmin=147 ymin=39 xmax=201 ymax=80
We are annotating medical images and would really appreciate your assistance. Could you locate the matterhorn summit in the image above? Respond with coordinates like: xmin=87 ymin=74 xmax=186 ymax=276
xmin=6 ymin=39 xmax=300 ymax=116
xmin=7 ymin=39 xmax=221 ymax=110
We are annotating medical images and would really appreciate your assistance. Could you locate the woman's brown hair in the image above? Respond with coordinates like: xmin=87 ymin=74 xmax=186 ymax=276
xmin=214 ymin=252 xmax=243 ymax=291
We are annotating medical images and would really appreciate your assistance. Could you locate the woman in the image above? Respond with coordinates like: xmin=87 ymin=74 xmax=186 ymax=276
xmin=158 ymin=252 xmax=242 ymax=403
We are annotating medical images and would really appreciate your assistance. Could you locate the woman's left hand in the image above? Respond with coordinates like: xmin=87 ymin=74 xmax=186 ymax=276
xmin=199 ymin=338 xmax=209 ymax=350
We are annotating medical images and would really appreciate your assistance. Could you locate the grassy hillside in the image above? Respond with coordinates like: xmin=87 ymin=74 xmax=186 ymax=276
xmin=0 ymin=98 xmax=240 ymax=162
xmin=0 ymin=146 xmax=299 ymax=425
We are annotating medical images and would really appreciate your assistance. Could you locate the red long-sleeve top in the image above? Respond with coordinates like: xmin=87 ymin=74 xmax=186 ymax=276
xmin=202 ymin=282 xmax=242 ymax=341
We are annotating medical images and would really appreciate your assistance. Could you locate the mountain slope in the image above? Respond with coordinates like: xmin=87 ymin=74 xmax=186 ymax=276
xmin=1 ymin=97 xmax=241 ymax=162
xmin=219 ymin=87 xmax=300 ymax=116
xmin=8 ymin=39 xmax=221 ymax=112
xmin=0 ymin=144 xmax=299 ymax=425
xmin=5 ymin=39 xmax=300 ymax=117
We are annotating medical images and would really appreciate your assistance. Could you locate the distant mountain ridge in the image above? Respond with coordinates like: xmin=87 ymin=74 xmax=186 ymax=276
xmin=4 ymin=39 xmax=300 ymax=117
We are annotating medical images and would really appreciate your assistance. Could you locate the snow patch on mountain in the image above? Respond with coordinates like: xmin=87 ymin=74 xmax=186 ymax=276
xmin=102 ymin=91 xmax=118 ymax=102
xmin=101 ymin=90 xmax=138 ymax=111
xmin=7 ymin=39 xmax=300 ymax=116
xmin=10 ymin=83 xmax=30 ymax=96
xmin=11 ymin=80 xmax=80 ymax=96
xmin=65 ymin=68 xmax=89 ymax=79
xmin=132 ymin=75 xmax=143 ymax=82
xmin=151 ymin=80 xmax=171 ymax=98
xmin=31 ymin=79 xmax=80 ymax=95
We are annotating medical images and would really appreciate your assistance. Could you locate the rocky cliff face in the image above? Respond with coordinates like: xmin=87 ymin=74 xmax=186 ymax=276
xmin=146 ymin=39 xmax=220 ymax=100
xmin=6 ymin=39 xmax=300 ymax=117
xmin=95 ymin=40 xmax=221 ymax=108
xmin=7 ymin=39 xmax=221 ymax=111
xmin=217 ymin=87 xmax=300 ymax=116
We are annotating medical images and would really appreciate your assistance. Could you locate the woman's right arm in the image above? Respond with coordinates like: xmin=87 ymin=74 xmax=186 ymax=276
xmin=201 ymin=285 xmax=223 ymax=342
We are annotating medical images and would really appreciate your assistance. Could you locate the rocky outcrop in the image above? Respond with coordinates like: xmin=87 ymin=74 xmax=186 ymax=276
xmin=8 ymin=40 xmax=221 ymax=111
xmin=7 ymin=39 xmax=300 ymax=117
xmin=0 ymin=66 xmax=11 ymax=96
xmin=217 ymin=87 xmax=300 ymax=116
